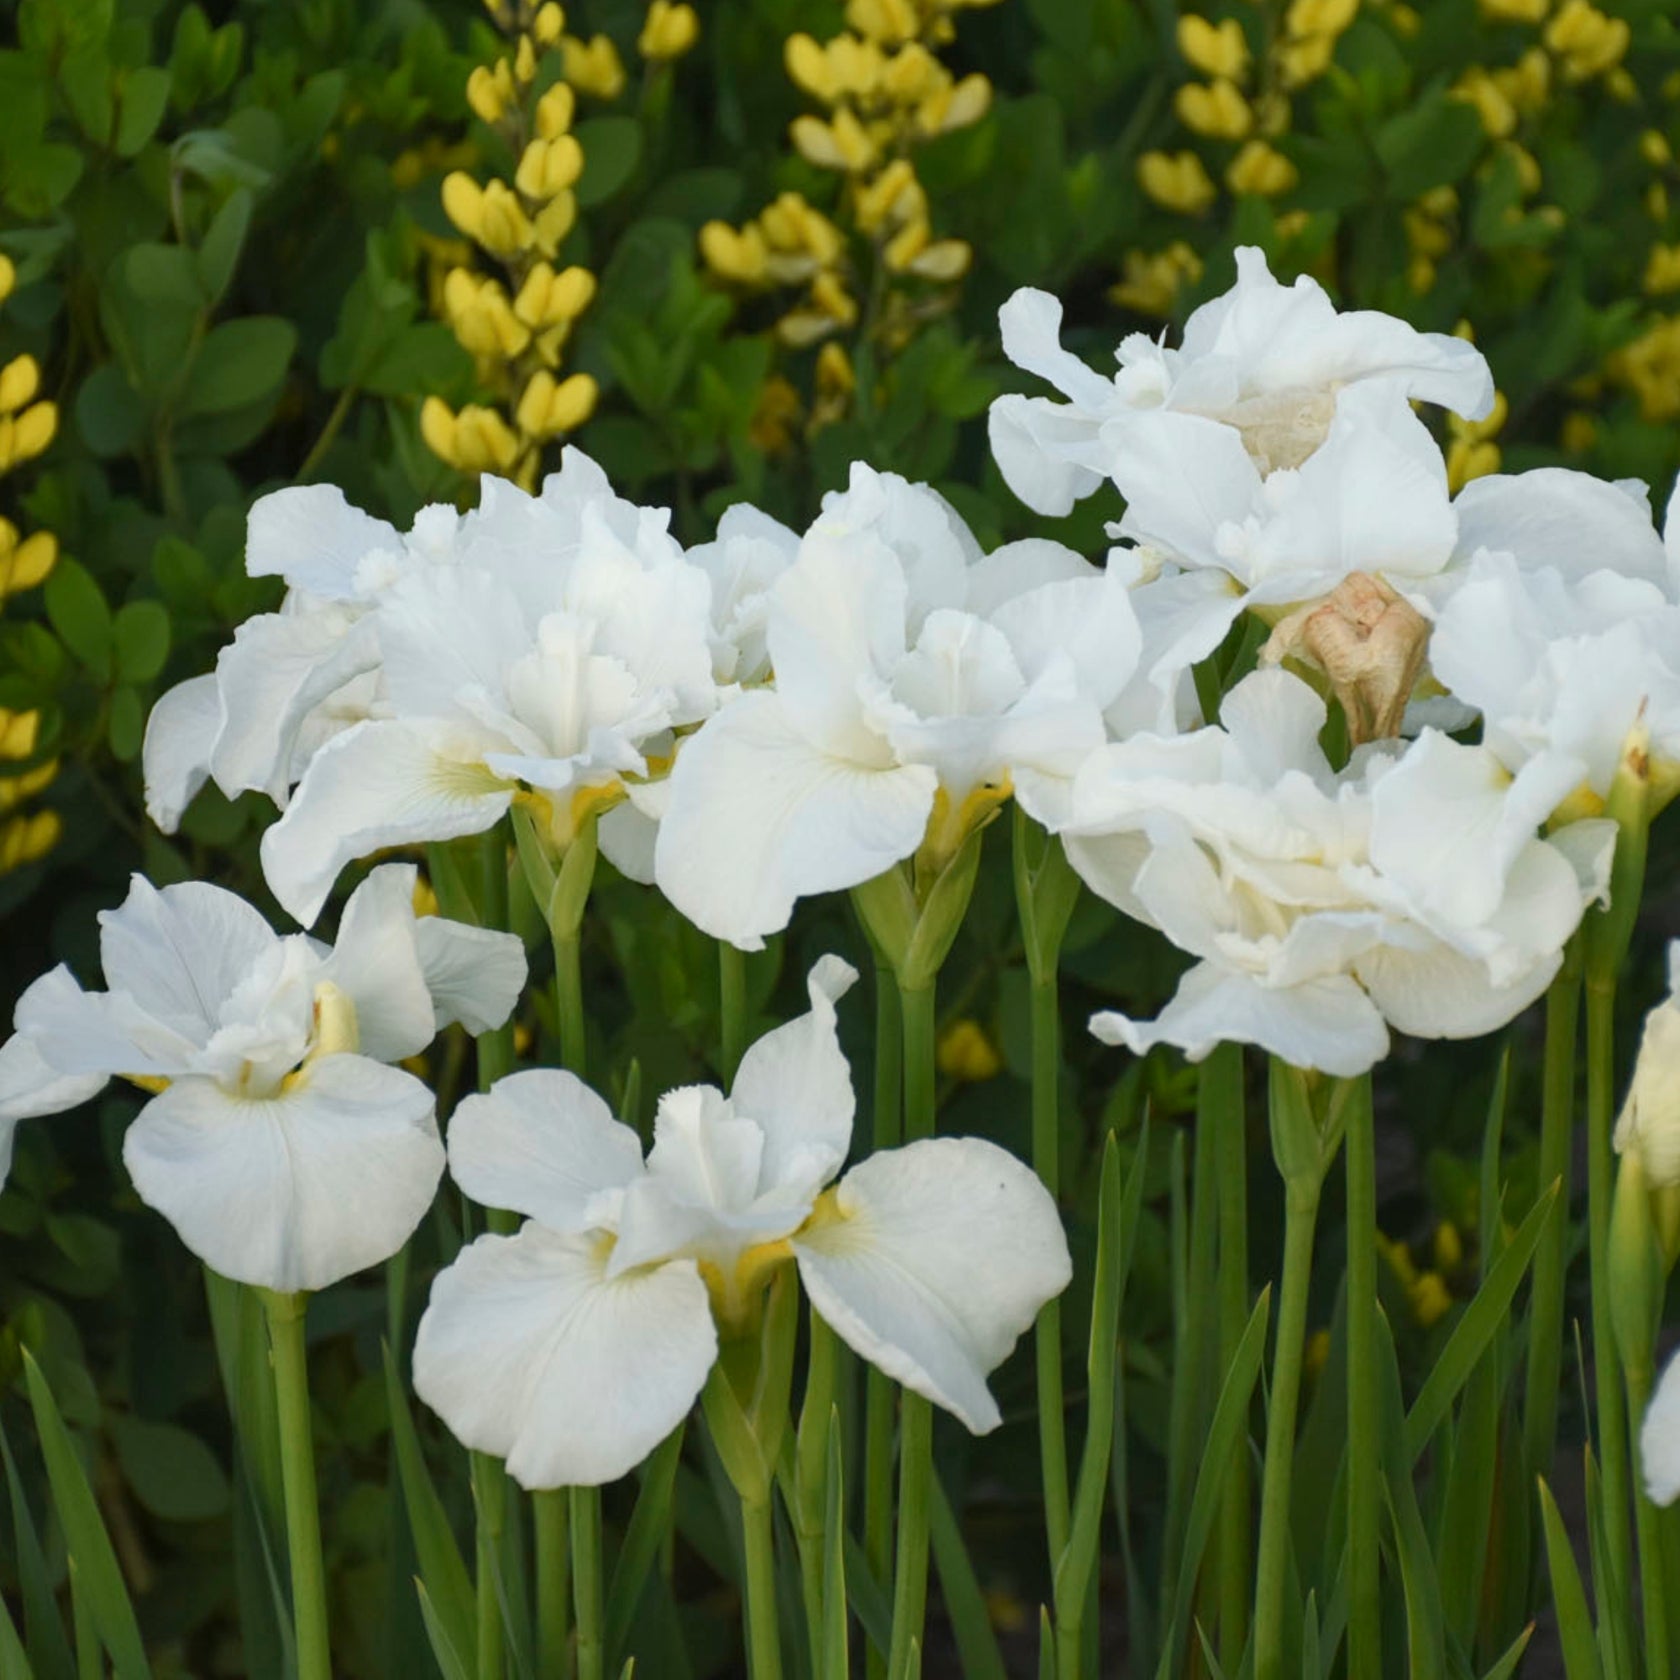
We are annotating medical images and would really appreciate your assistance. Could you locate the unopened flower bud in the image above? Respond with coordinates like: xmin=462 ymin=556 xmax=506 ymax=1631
xmin=639 ymin=0 xmax=699 ymax=62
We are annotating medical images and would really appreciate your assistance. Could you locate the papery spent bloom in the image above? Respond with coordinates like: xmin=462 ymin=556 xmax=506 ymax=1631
xmin=988 ymin=244 xmax=1493 ymax=518
xmin=1055 ymin=669 xmax=1612 ymax=1076
xmin=257 ymin=453 xmax=717 ymax=925
xmin=655 ymin=464 xmax=1143 ymax=948
xmin=1431 ymin=469 xmax=1680 ymax=815
xmin=413 ymin=957 xmax=1070 ymax=1486
xmin=0 ymin=865 xmax=524 ymax=1290
xmin=1614 ymin=943 xmax=1680 ymax=1187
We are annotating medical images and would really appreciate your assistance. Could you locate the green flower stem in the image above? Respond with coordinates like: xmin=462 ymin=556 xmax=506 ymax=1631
xmin=865 ymin=955 xmax=903 ymax=1680
xmin=796 ymin=1313 xmax=841 ymax=1672
xmin=1523 ymin=942 xmax=1582 ymax=1483
xmin=1251 ymin=1179 xmax=1321 ymax=1680
xmin=472 ymin=1452 xmax=508 ymax=1680
xmin=1207 ymin=1042 xmax=1251 ymax=1669
xmin=1626 ymin=1359 xmax=1670 ymax=1676
xmin=553 ymin=920 xmax=587 ymax=1080
xmin=572 ymin=1483 xmax=604 ymax=1680
xmin=1030 ymin=969 xmax=1071 ymax=1566
xmin=534 ymin=1489 xmax=571 ymax=1680
xmin=477 ymin=824 xmax=516 ymax=1087
xmin=887 ymin=977 xmax=939 ymax=1679
xmin=742 ymin=1490 xmax=785 ymax=1680
xmin=1343 ymin=1074 xmax=1380 ymax=1680
xmin=720 ymin=939 xmax=748 ymax=1087
xmin=1587 ymin=974 xmax=1635 ymax=1602
xmin=261 ymin=1289 xmax=331 ymax=1680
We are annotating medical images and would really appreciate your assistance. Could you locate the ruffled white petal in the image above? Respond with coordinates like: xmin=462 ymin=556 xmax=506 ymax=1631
xmin=261 ymin=719 xmax=512 ymax=928
xmin=447 ymin=1069 xmax=644 ymax=1230
xmin=413 ymin=916 xmax=528 ymax=1036
xmin=654 ymin=691 xmax=937 ymax=950
xmin=142 ymin=674 xmax=221 ymax=833
xmin=12 ymin=966 xmax=201 ymax=1078
xmin=729 ymin=956 xmax=858 ymax=1199
xmin=413 ymin=1226 xmax=716 ymax=1488
xmin=122 ymin=1055 xmax=443 ymax=1292
xmin=1452 ymin=469 xmax=1670 ymax=587
xmin=987 ymin=394 xmax=1107 ymax=517
xmin=0 ymin=1035 xmax=107 ymax=1186
xmin=245 ymin=484 xmax=403 ymax=598
xmin=793 ymin=1137 xmax=1072 ymax=1434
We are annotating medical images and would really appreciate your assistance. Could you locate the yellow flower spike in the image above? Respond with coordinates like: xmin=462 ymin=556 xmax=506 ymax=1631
xmin=0 ymin=709 xmax=40 ymax=758
xmin=699 ymin=220 xmax=770 ymax=284
xmin=531 ymin=192 xmax=579 ymax=258
xmin=0 ymin=355 xmax=40 ymax=415
xmin=1137 ymin=149 xmax=1218 ymax=214
xmin=810 ymin=270 xmax=859 ymax=326
xmin=6 ymin=402 xmax=55 ymax=467
xmin=0 ymin=529 xmax=56 ymax=596
xmin=1432 ymin=1221 xmax=1465 ymax=1274
xmin=452 ymin=404 xmax=523 ymax=472
xmin=791 ymin=110 xmax=876 ymax=173
xmin=908 ymin=237 xmax=971 ymax=281
xmin=919 ymin=72 xmax=991 ymax=136
xmin=846 ymin=0 xmax=919 ymax=45
xmin=785 ymin=33 xmax=836 ymax=101
xmin=562 ymin=33 xmax=627 ymax=99
xmin=1543 ymin=0 xmax=1629 ymax=81
xmin=535 ymin=82 xmax=577 ymax=139
xmin=1175 ymin=78 xmax=1253 ymax=140
xmin=475 ymin=180 xmax=535 ymax=256
xmin=0 ymin=254 xmax=14 ymax=306
xmin=515 ymin=262 xmax=596 ymax=327
xmin=853 ymin=158 xmax=918 ymax=232
xmin=1109 ymin=243 xmax=1203 ymax=315
xmin=1642 ymin=129 xmax=1673 ymax=168
xmin=1479 ymin=0 xmax=1549 ymax=19
xmin=1645 ymin=245 xmax=1680 ymax=295
xmin=533 ymin=1 xmax=565 ymax=46
xmin=516 ymin=135 xmax=585 ymax=201
xmin=1410 ymin=1273 xmax=1454 ymax=1328
xmin=514 ymin=33 xmax=538 ymax=83
xmin=466 ymin=64 xmax=509 ymax=125
xmin=0 ymin=761 xmax=59 ymax=813
xmin=1227 ymin=138 xmax=1298 ymax=196
xmin=0 ymin=809 xmax=60 ymax=874
xmin=1286 ymin=0 xmax=1360 ymax=38
xmin=1178 ymin=15 xmax=1250 ymax=80
xmin=883 ymin=41 xmax=942 ymax=103
xmin=1452 ymin=69 xmax=1517 ymax=139
xmin=639 ymin=1 xmax=699 ymax=62
xmin=1447 ymin=435 xmax=1501 ymax=492
xmin=1278 ymin=31 xmax=1338 ymax=86
xmin=937 ymin=1019 xmax=1003 ymax=1082
xmin=420 ymin=395 xmax=462 ymax=466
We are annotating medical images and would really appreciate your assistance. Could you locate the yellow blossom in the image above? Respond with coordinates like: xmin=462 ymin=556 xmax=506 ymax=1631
xmin=1543 ymin=0 xmax=1629 ymax=81
xmin=1278 ymin=31 xmax=1338 ymax=86
xmin=749 ymin=376 xmax=803 ymax=453
xmin=1176 ymin=78 xmax=1253 ymax=140
xmin=1561 ymin=410 xmax=1598 ymax=453
xmin=535 ymin=82 xmax=577 ymax=139
xmin=1504 ymin=141 xmax=1542 ymax=194
xmin=1453 ymin=68 xmax=1517 ymax=138
xmin=1227 ymin=139 xmax=1298 ymax=196
xmin=1138 ymin=149 xmax=1218 ymax=213
xmin=0 ymin=255 xmax=13 ymax=305
xmin=532 ymin=2 xmax=564 ymax=46
xmin=0 ymin=761 xmax=57 ymax=813
xmin=918 ymin=72 xmax=991 ymax=135
xmin=1642 ymin=129 xmax=1673 ymax=168
xmin=1287 ymin=0 xmax=1359 ymax=37
xmin=420 ymin=397 xmax=523 ymax=473
xmin=1410 ymin=1272 xmax=1454 ymax=1328
xmin=562 ymin=33 xmax=626 ymax=99
xmin=515 ymin=135 xmax=584 ymax=200
xmin=0 ymin=403 xmax=55 ymax=472
xmin=514 ymin=262 xmax=595 ymax=328
xmin=0 ymin=810 xmax=60 ymax=875
xmin=1492 ymin=47 xmax=1551 ymax=112
xmin=639 ymin=1 xmax=699 ymax=62
xmin=846 ymin=0 xmax=920 ymax=46
xmin=1646 ymin=245 xmax=1680 ymax=295
xmin=1110 ymin=242 xmax=1204 ymax=315
xmin=1479 ymin=0 xmax=1549 ymax=19
xmin=444 ymin=269 xmax=531 ymax=360
xmin=791 ymin=108 xmax=877 ymax=172
xmin=1448 ymin=436 xmax=1501 ymax=491
xmin=0 ymin=524 xmax=56 ymax=597
xmin=466 ymin=61 xmax=514 ymax=124
xmin=1608 ymin=316 xmax=1680 ymax=420
xmin=0 ymin=355 xmax=40 ymax=414
xmin=1651 ymin=182 xmax=1671 ymax=221
xmin=0 ymin=709 xmax=40 ymax=759
xmin=700 ymin=221 xmax=770 ymax=284
xmin=515 ymin=369 xmax=598 ymax=438
xmin=937 ymin=1018 xmax=1003 ymax=1081
xmin=1432 ymin=1221 xmax=1465 ymax=1275
xmin=1177 ymin=15 xmax=1250 ymax=81
xmin=1407 ymin=255 xmax=1436 ymax=294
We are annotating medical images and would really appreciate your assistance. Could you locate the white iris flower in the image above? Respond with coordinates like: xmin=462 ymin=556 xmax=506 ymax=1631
xmin=413 ymin=957 xmax=1070 ymax=1487
xmin=0 ymin=865 xmax=524 ymax=1291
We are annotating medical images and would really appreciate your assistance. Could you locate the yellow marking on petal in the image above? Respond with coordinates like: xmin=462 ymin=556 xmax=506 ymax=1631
xmin=917 ymin=778 xmax=1011 ymax=879
xmin=280 ymin=981 xmax=362 ymax=1093
xmin=700 ymin=1239 xmax=795 ymax=1332
xmin=126 ymin=1074 xmax=170 ymax=1094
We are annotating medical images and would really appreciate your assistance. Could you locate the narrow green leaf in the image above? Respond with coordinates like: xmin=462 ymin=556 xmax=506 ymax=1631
xmin=0 ymin=1584 xmax=31 ymax=1680
xmin=1582 ymin=1451 xmax=1634 ymax=1679
xmin=1434 ymin=1348 xmax=1499 ymax=1647
xmin=1478 ymin=1049 xmax=1511 ymax=1275
xmin=929 ymin=1472 xmax=1008 ymax=1680
xmin=605 ymin=1424 xmax=686 ymax=1666
xmin=1378 ymin=1311 xmax=1447 ymax=1680
xmin=842 ymin=1534 xmax=892 ymax=1660
xmin=1153 ymin=1288 xmax=1271 ymax=1680
xmin=1404 ymin=1183 xmax=1558 ymax=1462
xmin=822 ymin=1414 xmax=848 ymax=1680
xmin=415 ymin=1581 xmax=474 ymax=1680
xmin=1038 ymin=1608 xmax=1056 ymax=1680
xmin=21 ymin=1352 xmax=150 ymax=1680
xmin=1479 ymin=1623 xmax=1534 ymax=1680
xmin=1538 ymin=1478 xmax=1605 ymax=1680
xmin=382 ymin=1342 xmax=475 ymax=1666
xmin=1 ymin=1421 xmax=76 ymax=1680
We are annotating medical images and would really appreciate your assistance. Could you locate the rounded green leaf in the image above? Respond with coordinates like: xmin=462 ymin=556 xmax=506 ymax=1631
xmin=110 ymin=1415 xmax=230 ymax=1523
xmin=44 ymin=557 xmax=113 ymax=680
xmin=178 ymin=315 xmax=296 ymax=417
xmin=112 ymin=600 xmax=170 ymax=683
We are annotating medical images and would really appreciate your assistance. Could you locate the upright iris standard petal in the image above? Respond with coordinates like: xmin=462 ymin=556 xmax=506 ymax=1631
xmin=793 ymin=1137 xmax=1072 ymax=1434
xmin=123 ymin=1055 xmax=444 ymax=1293
xmin=447 ymin=1069 xmax=644 ymax=1230
xmin=412 ymin=1226 xmax=717 ymax=1489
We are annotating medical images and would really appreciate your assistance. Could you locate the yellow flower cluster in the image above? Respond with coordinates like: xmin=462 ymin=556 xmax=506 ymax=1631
xmin=426 ymin=2 xmax=601 ymax=484
xmin=1447 ymin=388 xmax=1508 ymax=492
xmin=1403 ymin=186 xmax=1458 ymax=295
xmin=0 ymin=253 xmax=60 ymax=877
xmin=1609 ymin=315 xmax=1680 ymax=421
xmin=1379 ymin=1223 xmax=1466 ymax=1331
xmin=700 ymin=0 xmax=996 ymax=417
xmin=1109 ymin=241 xmax=1205 ymax=317
xmin=936 ymin=1018 xmax=1003 ymax=1082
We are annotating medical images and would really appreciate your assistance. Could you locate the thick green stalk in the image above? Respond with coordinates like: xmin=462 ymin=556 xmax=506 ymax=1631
xmin=742 ymin=1493 xmax=785 ymax=1680
xmin=865 ymin=957 xmax=903 ymax=1680
xmin=534 ymin=1490 xmax=570 ymax=1680
xmin=478 ymin=825 xmax=516 ymax=1086
xmin=887 ymin=980 xmax=939 ymax=1677
xmin=572 ymin=1484 xmax=604 ymax=1680
xmin=1523 ymin=945 xmax=1582 ymax=1483
xmin=1344 ymin=1074 xmax=1380 ymax=1680
xmin=796 ymin=1314 xmax=841 ymax=1674
xmin=720 ymin=940 xmax=748 ymax=1087
xmin=262 ymin=1290 xmax=331 ymax=1680
xmin=1626 ymin=1360 xmax=1670 ymax=1677
xmin=1587 ymin=976 xmax=1634 ymax=1601
xmin=1251 ymin=1182 xmax=1320 ymax=1680
xmin=886 ymin=1394 xmax=934 ymax=1680
xmin=1030 ymin=971 xmax=1071 ymax=1566
xmin=554 ymin=922 xmax=587 ymax=1081
xmin=473 ymin=1452 xmax=508 ymax=1680
xmin=1207 ymin=1042 xmax=1251 ymax=1669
